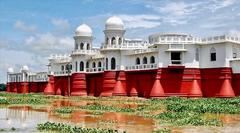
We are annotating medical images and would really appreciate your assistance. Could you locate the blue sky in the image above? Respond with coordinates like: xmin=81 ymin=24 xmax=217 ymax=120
xmin=0 ymin=0 xmax=240 ymax=83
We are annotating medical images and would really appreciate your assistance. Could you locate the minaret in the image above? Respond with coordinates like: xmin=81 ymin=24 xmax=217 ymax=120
xmin=104 ymin=16 xmax=125 ymax=46
xmin=74 ymin=24 xmax=93 ymax=51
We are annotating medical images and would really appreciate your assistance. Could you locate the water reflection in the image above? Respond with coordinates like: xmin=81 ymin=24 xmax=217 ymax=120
xmin=0 ymin=100 xmax=239 ymax=133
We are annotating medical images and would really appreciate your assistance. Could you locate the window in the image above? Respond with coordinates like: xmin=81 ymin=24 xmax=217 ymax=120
xmin=98 ymin=61 xmax=102 ymax=67
xmin=80 ymin=61 xmax=84 ymax=71
xmin=195 ymin=48 xmax=199 ymax=61
xmin=210 ymin=47 xmax=216 ymax=61
xmin=143 ymin=57 xmax=147 ymax=64
xmin=98 ymin=62 xmax=102 ymax=71
xmin=61 ymin=65 xmax=64 ymax=71
xmin=75 ymin=61 xmax=78 ymax=72
xmin=80 ymin=43 xmax=84 ymax=50
xmin=118 ymin=37 xmax=121 ymax=44
xmin=86 ymin=62 xmax=89 ymax=68
xmin=111 ymin=57 xmax=116 ymax=70
xmin=111 ymin=37 xmax=116 ymax=45
xmin=106 ymin=37 xmax=109 ymax=44
xmin=87 ymin=43 xmax=90 ymax=50
xmin=233 ymin=48 xmax=237 ymax=58
xmin=106 ymin=58 xmax=108 ymax=70
xmin=150 ymin=56 xmax=155 ymax=64
xmin=171 ymin=52 xmax=181 ymax=64
xmin=92 ymin=62 xmax=96 ymax=68
xmin=136 ymin=58 xmax=140 ymax=65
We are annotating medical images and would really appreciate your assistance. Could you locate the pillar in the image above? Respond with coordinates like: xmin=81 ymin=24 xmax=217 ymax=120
xmin=20 ymin=82 xmax=29 ymax=94
xmin=188 ymin=69 xmax=202 ymax=97
xmin=100 ymin=71 xmax=116 ymax=96
xmin=129 ymin=77 xmax=138 ymax=96
xmin=149 ymin=69 xmax=165 ymax=98
xmin=44 ymin=75 xmax=55 ymax=95
xmin=6 ymin=83 xmax=10 ymax=92
xmin=113 ymin=71 xmax=127 ymax=96
xmin=71 ymin=73 xmax=87 ymax=96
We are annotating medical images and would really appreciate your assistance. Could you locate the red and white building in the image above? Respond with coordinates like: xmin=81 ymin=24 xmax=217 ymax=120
xmin=7 ymin=16 xmax=240 ymax=97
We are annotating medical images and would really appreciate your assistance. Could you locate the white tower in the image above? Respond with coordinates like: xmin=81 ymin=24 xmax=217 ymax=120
xmin=104 ymin=16 xmax=125 ymax=46
xmin=74 ymin=24 xmax=93 ymax=51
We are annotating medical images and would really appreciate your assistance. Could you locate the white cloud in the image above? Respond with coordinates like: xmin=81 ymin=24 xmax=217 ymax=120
xmin=118 ymin=14 xmax=161 ymax=29
xmin=51 ymin=18 xmax=70 ymax=31
xmin=24 ymin=33 xmax=74 ymax=55
xmin=210 ymin=0 xmax=236 ymax=11
xmin=14 ymin=20 xmax=37 ymax=32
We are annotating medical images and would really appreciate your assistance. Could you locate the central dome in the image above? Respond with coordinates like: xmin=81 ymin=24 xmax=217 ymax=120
xmin=75 ymin=24 xmax=92 ymax=37
xmin=105 ymin=16 xmax=124 ymax=30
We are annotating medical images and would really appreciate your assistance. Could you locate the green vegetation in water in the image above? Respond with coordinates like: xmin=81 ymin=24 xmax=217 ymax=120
xmin=54 ymin=107 xmax=74 ymax=114
xmin=152 ymin=128 xmax=171 ymax=133
xmin=80 ymin=103 xmax=135 ymax=113
xmin=37 ymin=121 xmax=126 ymax=133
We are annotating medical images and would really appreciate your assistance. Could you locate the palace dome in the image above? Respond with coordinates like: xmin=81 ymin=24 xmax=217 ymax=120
xmin=7 ymin=67 xmax=14 ymax=73
xmin=105 ymin=16 xmax=124 ymax=30
xmin=75 ymin=24 xmax=92 ymax=37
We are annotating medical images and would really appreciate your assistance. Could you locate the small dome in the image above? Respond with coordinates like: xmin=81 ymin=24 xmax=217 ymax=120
xmin=75 ymin=24 xmax=92 ymax=37
xmin=105 ymin=16 xmax=124 ymax=30
xmin=22 ymin=65 xmax=29 ymax=72
xmin=8 ymin=67 xmax=14 ymax=73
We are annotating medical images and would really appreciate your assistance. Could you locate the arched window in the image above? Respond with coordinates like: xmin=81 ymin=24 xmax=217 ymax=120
xmin=150 ymin=56 xmax=155 ymax=64
xmin=75 ymin=61 xmax=78 ymax=72
xmin=106 ymin=58 xmax=108 ymax=70
xmin=233 ymin=48 xmax=237 ymax=58
xmin=136 ymin=57 xmax=140 ymax=65
xmin=98 ymin=61 xmax=102 ymax=67
xmin=80 ymin=43 xmax=84 ymax=50
xmin=118 ymin=37 xmax=121 ymax=44
xmin=86 ymin=62 xmax=89 ymax=68
xmin=106 ymin=37 xmax=109 ymax=44
xmin=210 ymin=47 xmax=216 ymax=61
xmin=61 ymin=65 xmax=64 ymax=71
xmin=111 ymin=57 xmax=116 ymax=70
xmin=111 ymin=37 xmax=116 ymax=45
xmin=98 ymin=61 xmax=102 ymax=71
xmin=92 ymin=62 xmax=96 ymax=68
xmin=195 ymin=48 xmax=199 ymax=61
xmin=80 ymin=61 xmax=84 ymax=71
xmin=143 ymin=57 xmax=147 ymax=64
xmin=87 ymin=43 xmax=90 ymax=50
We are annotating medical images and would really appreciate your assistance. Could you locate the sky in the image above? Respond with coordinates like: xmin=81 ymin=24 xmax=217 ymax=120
xmin=1 ymin=0 xmax=240 ymax=83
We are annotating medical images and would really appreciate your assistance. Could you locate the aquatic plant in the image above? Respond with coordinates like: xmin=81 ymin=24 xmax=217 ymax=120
xmin=37 ymin=121 xmax=126 ymax=133
xmin=54 ymin=107 xmax=74 ymax=114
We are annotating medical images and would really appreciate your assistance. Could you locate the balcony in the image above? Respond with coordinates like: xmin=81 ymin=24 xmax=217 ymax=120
xmin=71 ymin=49 xmax=99 ymax=55
xmin=54 ymin=70 xmax=71 ymax=76
xmin=125 ymin=64 xmax=158 ymax=71
xmin=86 ymin=67 xmax=104 ymax=73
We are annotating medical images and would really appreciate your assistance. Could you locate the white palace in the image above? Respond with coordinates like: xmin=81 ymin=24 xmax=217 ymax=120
xmin=6 ymin=16 xmax=240 ymax=97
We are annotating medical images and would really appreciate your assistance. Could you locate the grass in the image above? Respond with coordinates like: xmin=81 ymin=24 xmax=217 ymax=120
xmin=0 ymin=92 xmax=240 ymax=129
xmin=37 ymin=121 xmax=126 ymax=133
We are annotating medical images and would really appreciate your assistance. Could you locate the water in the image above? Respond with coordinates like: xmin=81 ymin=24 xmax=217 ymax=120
xmin=0 ymin=100 xmax=240 ymax=133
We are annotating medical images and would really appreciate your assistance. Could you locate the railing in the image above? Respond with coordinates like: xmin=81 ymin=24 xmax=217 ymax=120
xmin=152 ymin=37 xmax=202 ymax=44
xmin=72 ymin=49 xmax=99 ymax=55
xmin=125 ymin=64 xmax=158 ymax=71
xmin=170 ymin=60 xmax=182 ymax=65
xmin=54 ymin=70 xmax=71 ymax=76
xmin=202 ymin=35 xmax=240 ymax=44
xmin=101 ymin=41 xmax=149 ymax=49
xmin=131 ymin=48 xmax=159 ymax=54
xmin=86 ymin=67 xmax=104 ymax=73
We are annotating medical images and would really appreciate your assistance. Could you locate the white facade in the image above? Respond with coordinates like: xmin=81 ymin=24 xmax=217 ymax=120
xmin=46 ymin=16 xmax=240 ymax=76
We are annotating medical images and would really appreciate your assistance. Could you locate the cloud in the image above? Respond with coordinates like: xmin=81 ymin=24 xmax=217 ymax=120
xmin=14 ymin=20 xmax=37 ymax=32
xmin=51 ymin=18 xmax=70 ymax=31
xmin=118 ymin=14 xmax=161 ymax=29
xmin=24 ymin=33 xmax=74 ymax=55
xmin=228 ymin=29 xmax=240 ymax=36
xmin=209 ymin=0 xmax=236 ymax=12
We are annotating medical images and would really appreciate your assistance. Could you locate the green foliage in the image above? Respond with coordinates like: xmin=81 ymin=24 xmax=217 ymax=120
xmin=80 ymin=103 xmax=135 ymax=113
xmin=153 ymin=128 xmax=171 ymax=133
xmin=54 ymin=107 xmax=74 ymax=114
xmin=0 ymin=84 xmax=6 ymax=91
xmin=37 ymin=121 xmax=126 ymax=133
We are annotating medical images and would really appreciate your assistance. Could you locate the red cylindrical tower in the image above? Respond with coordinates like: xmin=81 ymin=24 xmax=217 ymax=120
xmin=113 ymin=71 xmax=127 ymax=96
xmin=149 ymin=69 xmax=165 ymax=98
xmin=71 ymin=73 xmax=87 ymax=96
xmin=100 ymin=71 xmax=116 ymax=96
xmin=44 ymin=75 xmax=55 ymax=95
